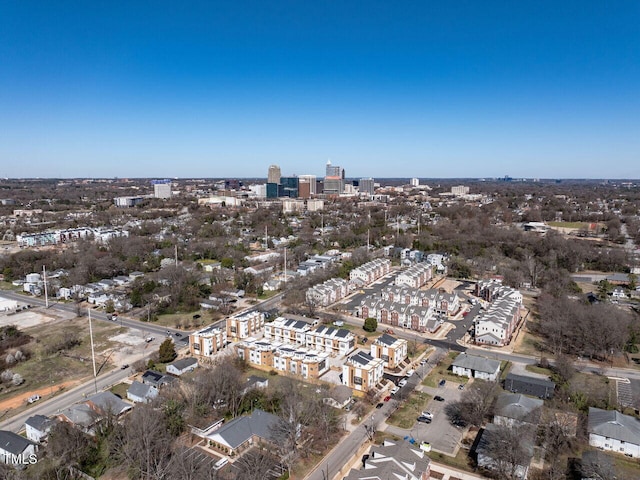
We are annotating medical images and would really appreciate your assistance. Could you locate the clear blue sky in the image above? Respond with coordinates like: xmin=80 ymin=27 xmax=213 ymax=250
xmin=1 ymin=1 xmax=638 ymax=179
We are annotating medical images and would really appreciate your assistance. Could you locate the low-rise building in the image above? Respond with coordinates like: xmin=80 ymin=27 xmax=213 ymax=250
xmin=342 ymin=350 xmax=384 ymax=392
xmin=395 ymin=263 xmax=433 ymax=289
xmin=494 ymin=393 xmax=543 ymax=428
xmin=166 ymin=357 xmax=198 ymax=376
xmin=189 ymin=325 xmax=228 ymax=358
xmin=370 ymin=333 xmax=407 ymax=370
xmin=0 ymin=430 xmax=37 ymax=467
xmin=127 ymin=381 xmax=159 ymax=404
xmin=264 ymin=316 xmax=313 ymax=345
xmin=588 ymin=407 xmax=640 ymax=458
xmin=306 ymin=278 xmax=349 ymax=306
xmin=24 ymin=415 xmax=55 ymax=443
xmin=451 ymin=353 xmax=501 ymax=381
xmin=504 ymin=373 xmax=555 ymax=399
xmin=343 ymin=439 xmax=431 ymax=480
xmin=305 ymin=325 xmax=355 ymax=356
xmin=226 ymin=311 xmax=265 ymax=341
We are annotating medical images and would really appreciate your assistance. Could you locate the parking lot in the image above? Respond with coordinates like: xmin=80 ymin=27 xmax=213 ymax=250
xmin=387 ymin=379 xmax=466 ymax=455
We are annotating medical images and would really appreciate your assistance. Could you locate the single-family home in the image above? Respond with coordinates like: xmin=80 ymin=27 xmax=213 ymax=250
xmin=0 ymin=430 xmax=37 ymax=467
xmin=127 ymin=381 xmax=159 ymax=404
xmin=24 ymin=415 xmax=56 ymax=443
xmin=141 ymin=370 xmax=175 ymax=389
xmin=242 ymin=375 xmax=269 ymax=395
xmin=451 ymin=353 xmax=501 ymax=381
xmin=166 ymin=357 xmax=198 ymax=376
xmin=322 ymin=385 xmax=353 ymax=410
xmin=588 ymin=407 xmax=640 ymax=458
xmin=476 ymin=423 xmax=533 ymax=480
xmin=494 ymin=393 xmax=543 ymax=427
xmin=206 ymin=409 xmax=281 ymax=456
xmin=86 ymin=391 xmax=133 ymax=417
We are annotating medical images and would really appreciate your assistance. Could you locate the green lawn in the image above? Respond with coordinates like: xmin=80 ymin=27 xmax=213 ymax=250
xmin=421 ymin=351 xmax=467 ymax=388
xmin=387 ymin=392 xmax=431 ymax=429
xmin=153 ymin=310 xmax=220 ymax=330
xmin=109 ymin=382 xmax=129 ymax=400
xmin=547 ymin=221 xmax=589 ymax=229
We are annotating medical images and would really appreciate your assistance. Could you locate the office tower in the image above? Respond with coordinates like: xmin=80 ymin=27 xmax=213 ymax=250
xmin=279 ymin=176 xmax=299 ymax=198
xmin=266 ymin=183 xmax=279 ymax=199
xmin=359 ymin=178 xmax=375 ymax=195
xmin=152 ymin=179 xmax=172 ymax=199
xmin=324 ymin=160 xmax=345 ymax=195
xmin=268 ymin=165 xmax=281 ymax=184
xmin=298 ymin=174 xmax=317 ymax=195
xmin=411 ymin=178 xmax=420 ymax=187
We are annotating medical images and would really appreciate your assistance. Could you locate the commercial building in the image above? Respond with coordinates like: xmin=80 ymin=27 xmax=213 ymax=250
xmin=359 ymin=177 xmax=375 ymax=195
xmin=267 ymin=165 xmax=281 ymax=184
xmin=324 ymin=160 xmax=345 ymax=195
xmin=152 ymin=179 xmax=172 ymax=199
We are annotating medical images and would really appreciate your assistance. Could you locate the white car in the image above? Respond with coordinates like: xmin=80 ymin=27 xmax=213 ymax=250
xmin=27 ymin=394 xmax=41 ymax=404
xmin=406 ymin=369 xmax=415 ymax=377
xmin=398 ymin=379 xmax=408 ymax=387
xmin=421 ymin=411 xmax=433 ymax=420
xmin=391 ymin=386 xmax=400 ymax=395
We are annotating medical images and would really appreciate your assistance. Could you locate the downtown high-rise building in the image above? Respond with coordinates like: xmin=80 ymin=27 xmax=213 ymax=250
xmin=152 ymin=179 xmax=172 ymax=199
xmin=359 ymin=178 xmax=375 ymax=195
xmin=267 ymin=164 xmax=281 ymax=184
xmin=298 ymin=174 xmax=317 ymax=198
xmin=323 ymin=160 xmax=344 ymax=195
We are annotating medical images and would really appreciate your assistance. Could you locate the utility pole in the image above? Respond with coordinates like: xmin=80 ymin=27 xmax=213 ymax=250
xmin=284 ymin=247 xmax=287 ymax=284
xmin=174 ymin=244 xmax=178 ymax=267
xmin=42 ymin=265 xmax=49 ymax=308
xmin=88 ymin=309 xmax=98 ymax=394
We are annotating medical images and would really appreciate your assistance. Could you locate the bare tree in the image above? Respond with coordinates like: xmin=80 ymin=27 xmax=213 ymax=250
xmin=234 ymin=449 xmax=278 ymax=480
xmin=482 ymin=423 xmax=534 ymax=480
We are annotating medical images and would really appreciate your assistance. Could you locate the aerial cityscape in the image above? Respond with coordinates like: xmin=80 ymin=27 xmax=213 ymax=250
xmin=1 ymin=2 xmax=639 ymax=480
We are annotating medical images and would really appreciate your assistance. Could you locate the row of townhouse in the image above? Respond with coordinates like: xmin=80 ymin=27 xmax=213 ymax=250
xmin=189 ymin=325 xmax=228 ymax=358
xmin=306 ymin=278 xmax=349 ymax=307
xmin=474 ymin=280 xmax=523 ymax=346
xmin=17 ymin=227 xmax=128 ymax=248
xmin=226 ymin=310 xmax=265 ymax=341
xmin=349 ymin=258 xmax=392 ymax=285
xmin=476 ymin=278 xmax=523 ymax=303
xmin=395 ymin=262 xmax=433 ymax=289
xmin=359 ymin=299 xmax=441 ymax=333
xmin=236 ymin=339 xmax=330 ymax=380
xmin=379 ymin=286 xmax=460 ymax=316
xmin=370 ymin=333 xmax=407 ymax=370
xmin=264 ymin=316 xmax=313 ymax=345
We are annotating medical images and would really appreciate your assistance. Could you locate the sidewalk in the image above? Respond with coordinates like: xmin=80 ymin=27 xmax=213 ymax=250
xmin=430 ymin=462 xmax=488 ymax=480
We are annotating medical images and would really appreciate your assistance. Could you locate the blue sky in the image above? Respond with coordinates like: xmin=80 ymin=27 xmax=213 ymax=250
xmin=1 ymin=1 xmax=638 ymax=179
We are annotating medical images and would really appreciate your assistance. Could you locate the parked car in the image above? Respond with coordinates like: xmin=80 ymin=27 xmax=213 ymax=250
xmin=438 ymin=379 xmax=446 ymax=387
xmin=398 ymin=379 xmax=408 ymax=387
xmin=391 ymin=386 xmax=400 ymax=395
xmin=421 ymin=411 xmax=433 ymax=420
xmin=434 ymin=395 xmax=445 ymax=402
xmin=376 ymin=403 xmax=384 ymax=409
xmin=27 ymin=394 xmax=40 ymax=404
xmin=145 ymin=336 xmax=155 ymax=343
xmin=417 ymin=416 xmax=432 ymax=424
xmin=174 ymin=332 xmax=182 ymax=337
xmin=406 ymin=369 xmax=415 ymax=377
xmin=384 ymin=395 xmax=391 ymax=402
xmin=458 ymin=383 xmax=465 ymax=390
xmin=121 ymin=364 xmax=129 ymax=370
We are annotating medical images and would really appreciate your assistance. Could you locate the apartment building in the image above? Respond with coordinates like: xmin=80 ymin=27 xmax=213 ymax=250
xmin=226 ymin=311 xmax=265 ymax=341
xmin=342 ymin=351 xmax=384 ymax=392
xmin=236 ymin=339 xmax=329 ymax=380
xmin=306 ymin=278 xmax=349 ymax=307
xmin=189 ymin=325 xmax=228 ymax=358
xmin=264 ymin=316 xmax=313 ymax=345
xmin=305 ymin=325 xmax=355 ymax=356
xmin=349 ymin=258 xmax=392 ymax=286
xmin=474 ymin=279 xmax=523 ymax=347
xmin=371 ymin=334 xmax=408 ymax=370
xmin=395 ymin=263 xmax=433 ymax=289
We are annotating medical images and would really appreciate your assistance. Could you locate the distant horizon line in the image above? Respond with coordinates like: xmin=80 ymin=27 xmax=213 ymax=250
xmin=2 ymin=177 xmax=639 ymax=182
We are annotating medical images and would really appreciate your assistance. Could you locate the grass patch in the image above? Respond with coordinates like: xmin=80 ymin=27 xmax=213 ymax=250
xmin=427 ymin=448 xmax=475 ymax=472
xmin=513 ymin=330 xmax=545 ymax=356
xmin=547 ymin=221 xmax=589 ymax=229
xmin=421 ymin=352 xmax=464 ymax=388
xmin=109 ymin=382 xmax=130 ymax=400
xmin=568 ymin=372 xmax=615 ymax=410
xmin=153 ymin=310 xmax=220 ymax=330
xmin=387 ymin=392 xmax=431 ymax=429
xmin=525 ymin=365 xmax=553 ymax=376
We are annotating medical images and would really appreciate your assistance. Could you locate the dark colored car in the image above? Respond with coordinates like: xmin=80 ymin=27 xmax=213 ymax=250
xmin=438 ymin=379 xmax=446 ymax=387
xmin=376 ymin=403 xmax=384 ymax=409
xmin=175 ymin=332 xmax=182 ymax=337
xmin=121 ymin=364 xmax=129 ymax=370
xmin=434 ymin=395 xmax=445 ymax=402
xmin=417 ymin=416 xmax=432 ymax=423
xmin=458 ymin=384 xmax=465 ymax=390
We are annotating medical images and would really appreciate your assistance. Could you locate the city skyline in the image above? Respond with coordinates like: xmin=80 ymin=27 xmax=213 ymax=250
xmin=1 ymin=2 xmax=639 ymax=179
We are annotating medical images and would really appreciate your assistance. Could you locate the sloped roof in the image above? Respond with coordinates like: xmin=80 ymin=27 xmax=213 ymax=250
xmin=127 ymin=381 xmax=156 ymax=400
xmin=0 ymin=430 xmax=34 ymax=456
xmin=207 ymin=409 xmax=280 ymax=450
xmin=168 ymin=357 xmax=198 ymax=371
xmin=588 ymin=407 xmax=640 ymax=445
xmin=451 ymin=352 xmax=501 ymax=374
xmin=87 ymin=391 xmax=132 ymax=416
xmin=25 ymin=414 xmax=55 ymax=432
xmin=495 ymin=393 xmax=543 ymax=422
xmin=375 ymin=333 xmax=397 ymax=346
xmin=60 ymin=404 xmax=99 ymax=427
xmin=343 ymin=440 xmax=430 ymax=480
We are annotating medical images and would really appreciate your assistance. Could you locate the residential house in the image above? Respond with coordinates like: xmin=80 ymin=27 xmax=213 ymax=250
xmin=226 ymin=311 xmax=265 ymax=341
xmin=57 ymin=404 xmax=101 ymax=434
xmin=264 ymin=316 xmax=313 ymax=345
xmin=588 ymin=407 xmax=640 ymax=458
xmin=206 ymin=409 xmax=281 ymax=456
xmin=0 ymin=430 xmax=37 ymax=467
xmin=305 ymin=325 xmax=355 ymax=356
xmin=322 ymin=385 xmax=353 ymax=409
xmin=141 ymin=370 xmax=176 ymax=388
xmin=370 ymin=334 xmax=408 ymax=370
xmin=189 ymin=325 xmax=228 ymax=358
xmin=166 ymin=357 xmax=198 ymax=376
xmin=476 ymin=423 xmax=534 ymax=480
xmin=24 ymin=415 xmax=56 ymax=443
xmin=127 ymin=381 xmax=159 ymax=404
xmin=242 ymin=375 xmax=269 ymax=395
xmin=343 ymin=439 xmax=431 ymax=480
xmin=494 ymin=393 xmax=543 ymax=427
xmin=451 ymin=353 xmax=501 ymax=381
xmin=504 ymin=373 xmax=555 ymax=399
xmin=86 ymin=391 xmax=132 ymax=417
xmin=342 ymin=351 xmax=384 ymax=392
